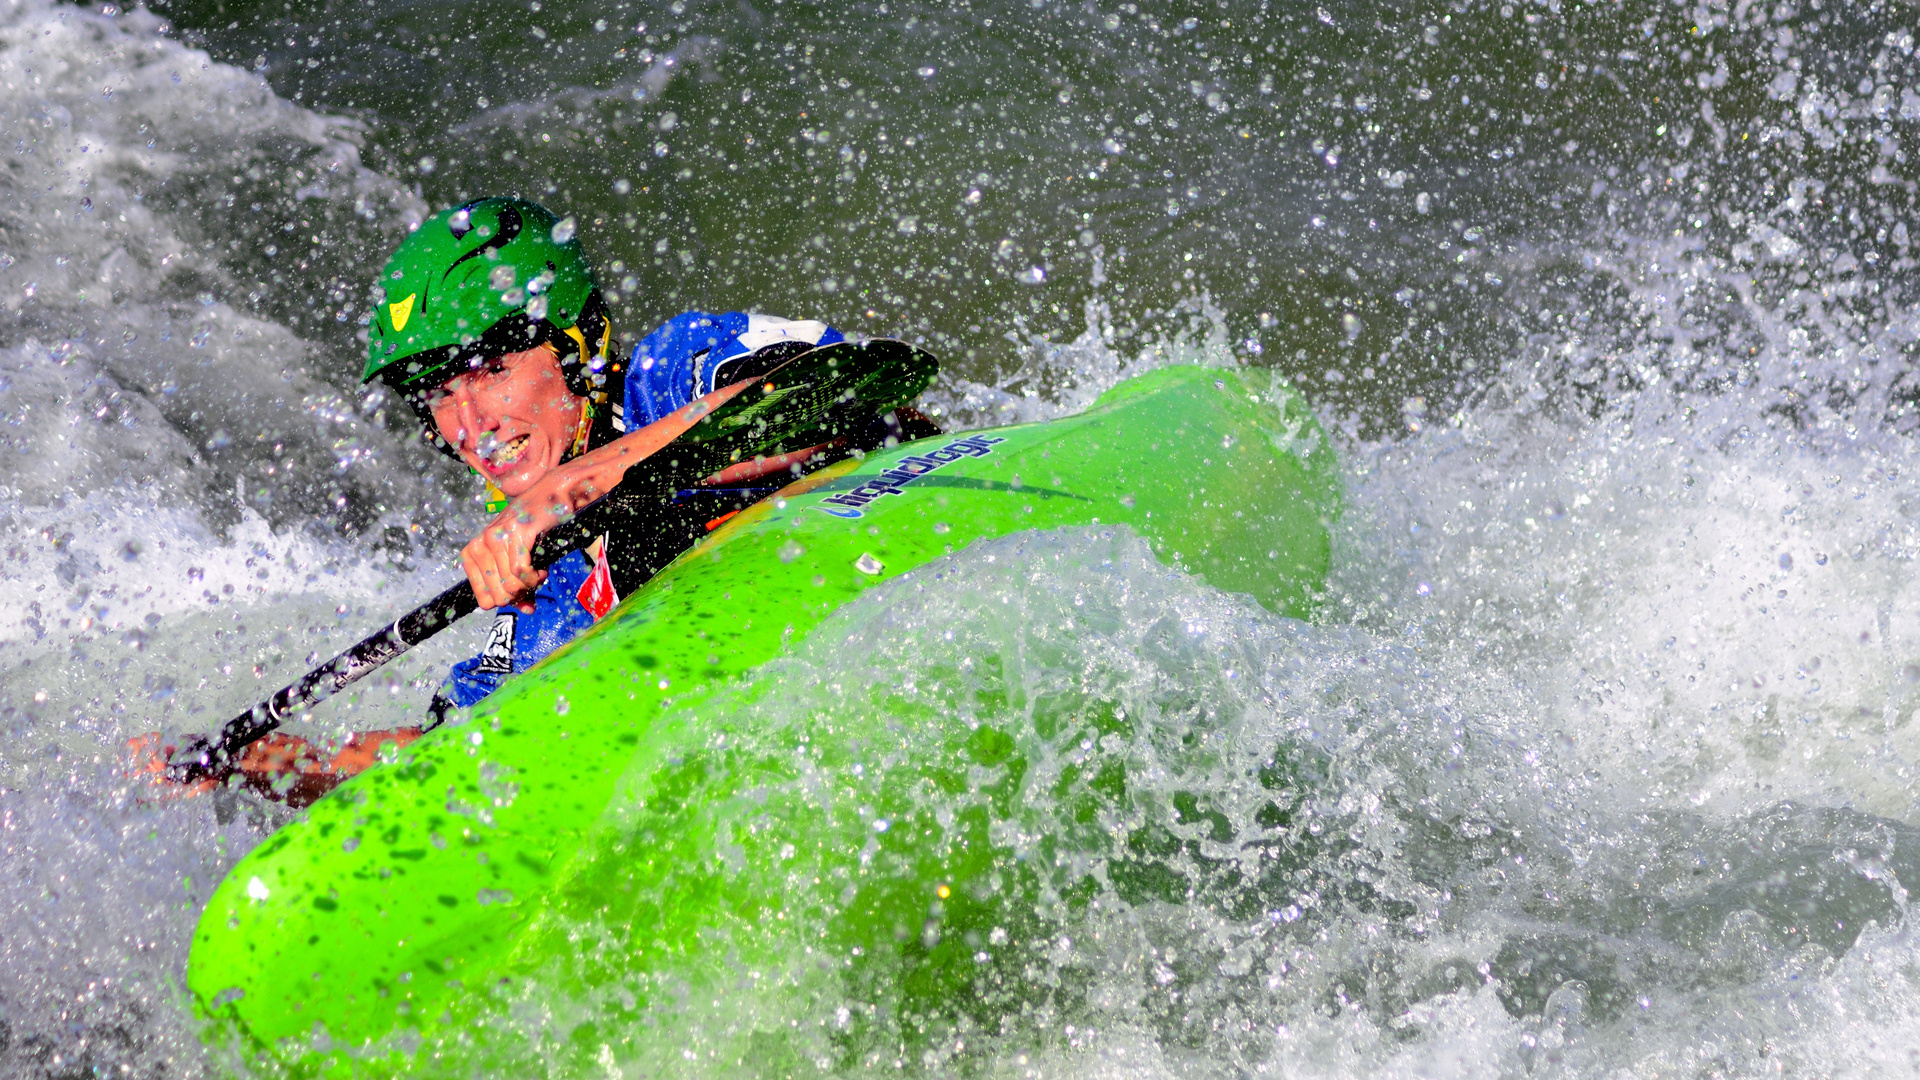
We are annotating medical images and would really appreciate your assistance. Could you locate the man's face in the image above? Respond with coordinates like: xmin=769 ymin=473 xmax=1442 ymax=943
xmin=427 ymin=345 xmax=585 ymax=498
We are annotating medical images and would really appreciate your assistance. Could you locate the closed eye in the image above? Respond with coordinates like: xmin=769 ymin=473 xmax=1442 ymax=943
xmin=425 ymin=356 xmax=513 ymax=405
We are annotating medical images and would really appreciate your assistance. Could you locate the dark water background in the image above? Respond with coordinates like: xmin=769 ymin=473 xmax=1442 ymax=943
xmin=4 ymin=0 xmax=1920 ymax=1075
xmin=146 ymin=0 xmax=1920 ymax=440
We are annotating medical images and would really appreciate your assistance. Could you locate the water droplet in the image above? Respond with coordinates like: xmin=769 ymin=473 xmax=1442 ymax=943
xmin=613 ymin=178 xmax=631 ymax=195
xmin=489 ymin=265 xmax=516 ymax=290
xmin=1544 ymin=980 xmax=1589 ymax=1028
xmin=778 ymin=540 xmax=805 ymax=563
xmin=1779 ymin=552 xmax=1794 ymax=570
xmin=550 ymin=216 xmax=576 ymax=243
xmin=554 ymin=695 xmax=570 ymax=716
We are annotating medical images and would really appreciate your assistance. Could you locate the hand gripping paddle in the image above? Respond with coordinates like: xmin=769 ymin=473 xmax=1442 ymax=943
xmin=164 ymin=339 xmax=939 ymax=785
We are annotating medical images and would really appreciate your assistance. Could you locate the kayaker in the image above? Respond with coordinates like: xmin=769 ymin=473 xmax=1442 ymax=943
xmin=132 ymin=196 xmax=932 ymax=804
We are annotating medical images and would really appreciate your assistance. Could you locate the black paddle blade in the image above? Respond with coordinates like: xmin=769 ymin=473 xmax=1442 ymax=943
xmin=680 ymin=339 xmax=940 ymax=455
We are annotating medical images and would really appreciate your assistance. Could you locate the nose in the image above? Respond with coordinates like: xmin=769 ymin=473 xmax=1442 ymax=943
xmin=436 ymin=379 xmax=490 ymax=450
xmin=453 ymin=392 xmax=485 ymax=449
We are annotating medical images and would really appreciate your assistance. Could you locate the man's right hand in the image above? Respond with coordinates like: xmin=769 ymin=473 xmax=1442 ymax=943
xmin=457 ymin=376 xmax=764 ymax=612
xmin=460 ymin=466 xmax=603 ymax=612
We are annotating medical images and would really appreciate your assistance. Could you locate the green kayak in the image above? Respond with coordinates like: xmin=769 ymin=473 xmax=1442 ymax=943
xmin=188 ymin=364 xmax=1340 ymax=1077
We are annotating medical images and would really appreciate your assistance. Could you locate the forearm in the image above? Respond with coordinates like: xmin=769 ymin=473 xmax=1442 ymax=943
xmin=547 ymin=430 xmax=663 ymax=506
xmin=320 ymin=728 xmax=425 ymax=774
xmin=703 ymin=442 xmax=832 ymax=486
xmin=232 ymin=728 xmax=423 ymax=776
xmin=527 ymin=410 xmax=720 ymax=517
xmin=234 ymin=729 xmax=423 ymax=808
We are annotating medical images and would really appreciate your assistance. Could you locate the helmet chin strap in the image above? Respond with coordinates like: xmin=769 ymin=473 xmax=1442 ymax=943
xmin=556 ymin=315 xmax=618 ymax=462
xmin=559 ymin=322 xmax=604 ymax=463
xmin=566 ymin=396 xmax=594 ymax=460
xmin=482 ymin=477 xmax=509 ymax=515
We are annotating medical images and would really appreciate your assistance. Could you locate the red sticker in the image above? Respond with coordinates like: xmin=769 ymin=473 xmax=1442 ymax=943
xmin=576 ymin=536 xmax=618 ymax=620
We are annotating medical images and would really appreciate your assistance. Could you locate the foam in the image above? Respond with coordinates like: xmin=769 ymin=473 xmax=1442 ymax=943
xmin=0 ymin=9 xmax=481 ymax=1072
xmin=0 ymin=0 xmax=447 ymax=533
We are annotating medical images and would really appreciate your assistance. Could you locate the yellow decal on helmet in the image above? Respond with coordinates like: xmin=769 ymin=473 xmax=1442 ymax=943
xmin=389 ymin=293 xmax=417 ymax=332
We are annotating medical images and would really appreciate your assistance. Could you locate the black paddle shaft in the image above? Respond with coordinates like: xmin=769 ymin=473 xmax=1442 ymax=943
xmin=163 ymin=479 xmax=670 ymax=784
xmin=163 ymin=339 xmax=938 ymax=784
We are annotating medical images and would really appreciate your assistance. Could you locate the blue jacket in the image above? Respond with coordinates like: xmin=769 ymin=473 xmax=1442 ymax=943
xmin=619 ymin=311 xmax=844 ymax=431
xmin=438 ymin=311 xmax=841 ymax=711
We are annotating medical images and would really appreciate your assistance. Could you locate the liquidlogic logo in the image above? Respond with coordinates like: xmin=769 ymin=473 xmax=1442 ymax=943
xmin=814 ymin=435 xmax=1005 ymax=518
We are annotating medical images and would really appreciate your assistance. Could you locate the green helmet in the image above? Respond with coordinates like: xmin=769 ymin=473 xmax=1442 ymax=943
xmin=363 ymin=197 xmax=598 ymax=392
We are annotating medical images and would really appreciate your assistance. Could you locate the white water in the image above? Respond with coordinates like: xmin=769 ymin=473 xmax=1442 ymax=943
xmin=0 ymin=9 xmax=483 ymax=1073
